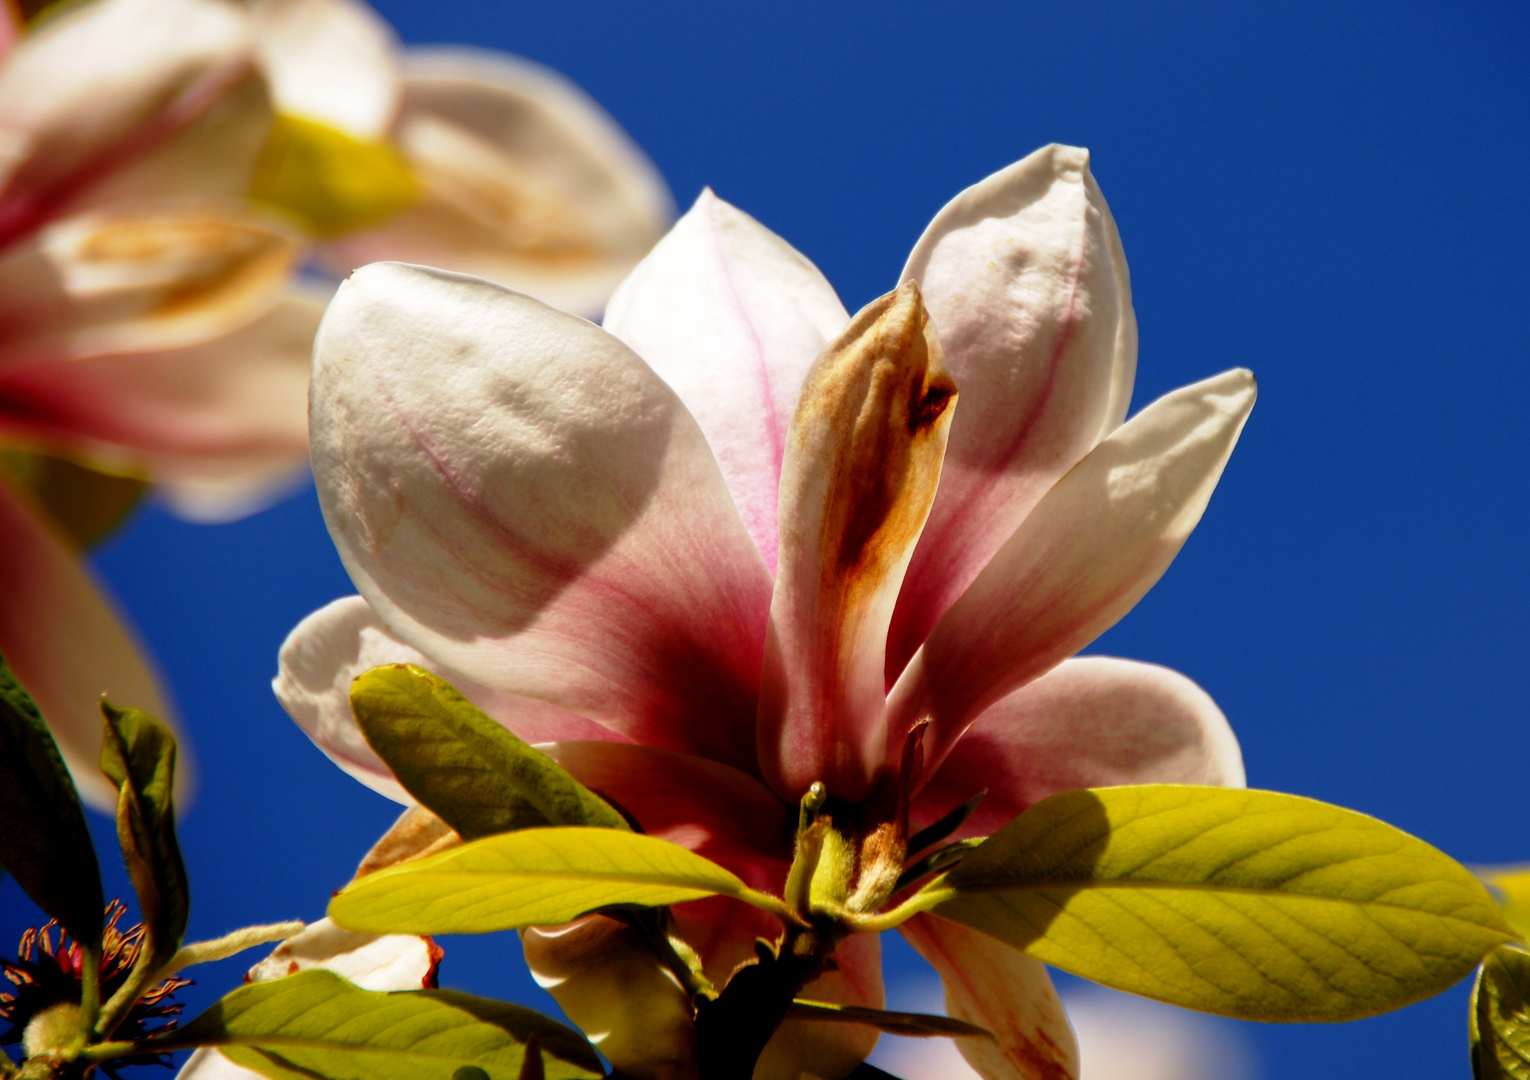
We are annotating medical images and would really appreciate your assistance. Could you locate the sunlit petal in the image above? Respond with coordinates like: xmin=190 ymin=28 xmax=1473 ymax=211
xmin=0 ymin=0 xmax=255 ymax=245
xmin=758 ymin=281 xmax=955 ymax=801
xmin=248 ymin=0 xmax=399 ymax=139
xmin=273 ymin=595 xmax=627 ymax=804
xmin=888 ymin=145 xmax=1136 ymax=680
xmin=911 ymin=657 xmax=1245 ymax=836
xmin=899 ymin=913 xmax=1079 ymax=1080
xmin=888 ymin=368 xmax=1255 ymax=766
xmin=0 ymin=475 xmax=174 ymax=809
xmin=604 ymin=189 xmax=849 ymax=570
xmin=322 ymin=48 xmax=672 ymax=316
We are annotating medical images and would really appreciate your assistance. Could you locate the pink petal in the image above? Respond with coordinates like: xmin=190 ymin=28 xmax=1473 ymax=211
xmin=911 ymin=657 xmax=1244 ymax=838
xmin=247 ymin=0 xmax=400 ymax=140
xmin=541 ymin=741 xmax=793 ymax=876
xmin=899 ymin=913 xmax=1079 ymax=1080
xmin=0 ymin=474 xmax=175 ymax=810
xmin=0 ymin=204 xmax=302 ymax=373
xmin=887 ymin=145 xmax=1136 ymax=682
xmin=274 ymin=595 xmax=628 ymax=804
xmin=603 ymin=189 xmax=849 ymax=571
xmin=321 ymin=48 xmax=673 ymax=317
xmin=754 ymin=930 xmax=883 ymax=1080
xmin=521 ymin=914 xmax=697 ymax=1080
xmin=0 ymin=289 xmax=319 ymax=519
xmin=888 ymin=369 xmax=1256 ymax=768
xmin=0 ymin=0 xmax=256 ymax=246
xmin=757 ymin=282 xmax=956 ymax=803
xmin=312 ymin=265 xmax=772 ymax=775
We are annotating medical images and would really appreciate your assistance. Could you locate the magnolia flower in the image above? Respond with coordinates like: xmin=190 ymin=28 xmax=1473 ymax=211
xmin=276 ymin=144 xmax=1255 ymax=1079
xmin=0 ymin=0 xmax=671 ymax=806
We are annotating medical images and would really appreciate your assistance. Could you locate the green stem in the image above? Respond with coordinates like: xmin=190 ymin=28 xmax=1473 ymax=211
xmin=75 ymin=944 xmax=100 ymax=1037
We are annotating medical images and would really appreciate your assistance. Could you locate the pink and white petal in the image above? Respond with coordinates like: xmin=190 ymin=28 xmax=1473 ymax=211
xmin=0 ymin=288 xmax=319 ymax=509
xmin=911 ymin=657 xmax=1244 ymax=839
xmin=603 ymin=190 xmax=849 ymax=571
xmin=321 ymin=48 xmax=673 ymax=317
xmin=899 ymin=913 xmax=1079 ymax=1080
xmin=178 ymin=916 xmax=441 ymax=1080
xmin=522 ymin=914 xmax=697 ymax=1080
xmin=0 ymin=475 xmax=174 ymax=810
xmin=312 ymin=263 xmax=773 ymax=774
xmin=754 ymin=931 xmax=883 ymax=1080
xmin=273 ymin=595 xmax=626 ymax=803
xmin=888 ymin=145 xmax=1137 ymax=681
xmin=542 ymin=741 xmax=793 ymax=874
xmin=758 ymin=283 xmax=955 ymax=803
xmin=0 ymin=0 xmax=255 ymax=246
xmin=888 ymin=369 xmax=1256 ymax=768
xmin=247 ymin=0 xmax=399 ymax=139
xmin=0 ymin=202 xmax=302 ymax=373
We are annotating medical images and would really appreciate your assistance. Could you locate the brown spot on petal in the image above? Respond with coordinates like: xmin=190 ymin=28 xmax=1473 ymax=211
xmin=353 ymin=805 xmax=463 ymax=881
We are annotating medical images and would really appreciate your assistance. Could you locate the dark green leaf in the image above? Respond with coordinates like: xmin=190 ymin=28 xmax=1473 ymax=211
xmin=0 ymin=654 xmax=102 ymax=948
xmin=350 ymin=665 xmax=627 ymax=839
xmin=923 ymin=785 xmax=1515 ymax=1022
xmin=785 ymin=999 xmax=992 ymax=1039
xmin=1472 ymin=945 xmax=1530 ymax=1079
xmin=149 ymin=969 xmax=602 ymax=1080
xmin=100 ymin=701 xmax=189 ymax=968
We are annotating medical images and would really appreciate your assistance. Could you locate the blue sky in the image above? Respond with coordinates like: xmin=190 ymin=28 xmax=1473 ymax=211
xmin=5 ymin=2 xmax=1528 ymax=1077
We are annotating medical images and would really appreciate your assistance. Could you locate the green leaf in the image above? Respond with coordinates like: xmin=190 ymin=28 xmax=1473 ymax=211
xmin=1481 ymin=868 xmax=1530 ymax=942
xmin=925 ymin=785 xmax=1515 ymax=1022
xmin=785 ymin=999 xmax=992 ymax=1039
xmin=350 ymin=665 xmax=628 ymax=839
xmin=1472 ymin=946 xmax=1530 ymax=1079
xmin=250 ymin=115 xmax=417 ymax=237
xmin=0 ymin=654 xmax=102 ymax=948
xmin=100 ymin=701 xmax=189 ymax=968
xmin=0 ymin=450 xmax=147 ymax=551
xmin=329 ymin=826 xmax=777 ymax=935
xmin=143 ymin=969 xmax=602 ymax=1080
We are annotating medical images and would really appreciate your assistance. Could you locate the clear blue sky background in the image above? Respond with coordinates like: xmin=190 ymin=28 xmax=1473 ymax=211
xmin=4 ymin=2 xmax=1528 ymax=1077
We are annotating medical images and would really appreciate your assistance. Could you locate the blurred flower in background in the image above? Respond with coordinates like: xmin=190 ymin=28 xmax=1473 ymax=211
xmin=872 ymin=976 xmax=1257 ymax=1080
xmin=0 ymin=0 xmax=672 ymax=807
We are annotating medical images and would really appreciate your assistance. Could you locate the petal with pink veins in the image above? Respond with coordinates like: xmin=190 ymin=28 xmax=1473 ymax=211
xmin=247 ymin=0 xmax=399 ymax=139
xmin=0 ymin=288 xmax=321 ymax=521
xmin=603 ymin=189 xmax=849 ymax=570
xmin=521 ymin=914 xmax=697 ymax=1080
xmin=899 ymin=913 xmax=1079 ymax=1080
xmin=542 ymin=741 xmax=793 ymax=874
xmin=0 ymin=203 xmax=301 ymax=373
xmin=910 ymin=657 xmax=1244 ymax=838
xmin=0 ymin=474 xmax=175 ymax=810
xmin=888 ymin=368 xmax=1256 ymax=767
xmin=273 ymin=595 xmax=628 ymax=804
xmin=0 ymin=0 xmax=256 ymax=246
xmin=758 ymin=281 xmax=956 ymax=803
xmin=311 ymin=263 xmax=774 ymax=775
xmin=888 ymin=145 xmax=1136 ymax=681
xmin=322 ymin=48 xmax=673 ymax=317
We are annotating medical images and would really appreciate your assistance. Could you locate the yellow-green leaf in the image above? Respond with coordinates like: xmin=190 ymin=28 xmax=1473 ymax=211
xmin=1481 ymin=868 xmax=1530 ymax=942
xmin=250 ymin=114 xmax=416 ymax=237
xmin=329 ymin=827 xmax=777 ymax=935
xmin=138 ymin=969 xmax=601 ymax=1080
xmin=99 ymin=701 xmax=188 ymax=969
xmin=350 ymin=665 xmax=626 ymax=840
xmin=927 ymin=785 xmax=1514 ymax=1022
xmin=1472 ymin=945 xmax=1530 ymax=1079
xmin=0 ymin=450 xmax=146 ymax=551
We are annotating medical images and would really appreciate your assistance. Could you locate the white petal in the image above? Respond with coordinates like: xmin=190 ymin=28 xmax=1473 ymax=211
xmin=310 ymin=263 xmax=773 ymax=774
xmin=247 ymin=0 xmax=399 ymax=139
xmin=604 ymin=189 xmax=849 ymax=571
xmin=888 ymin=145 xmax=1136 ymax=680
xmin=889 ymin=369 xmax=1256 ymax=767
xmin=245 ymin=916 xmax=438 ymax=989
xmin=321 ymin=48 xmax=673 ymax=316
